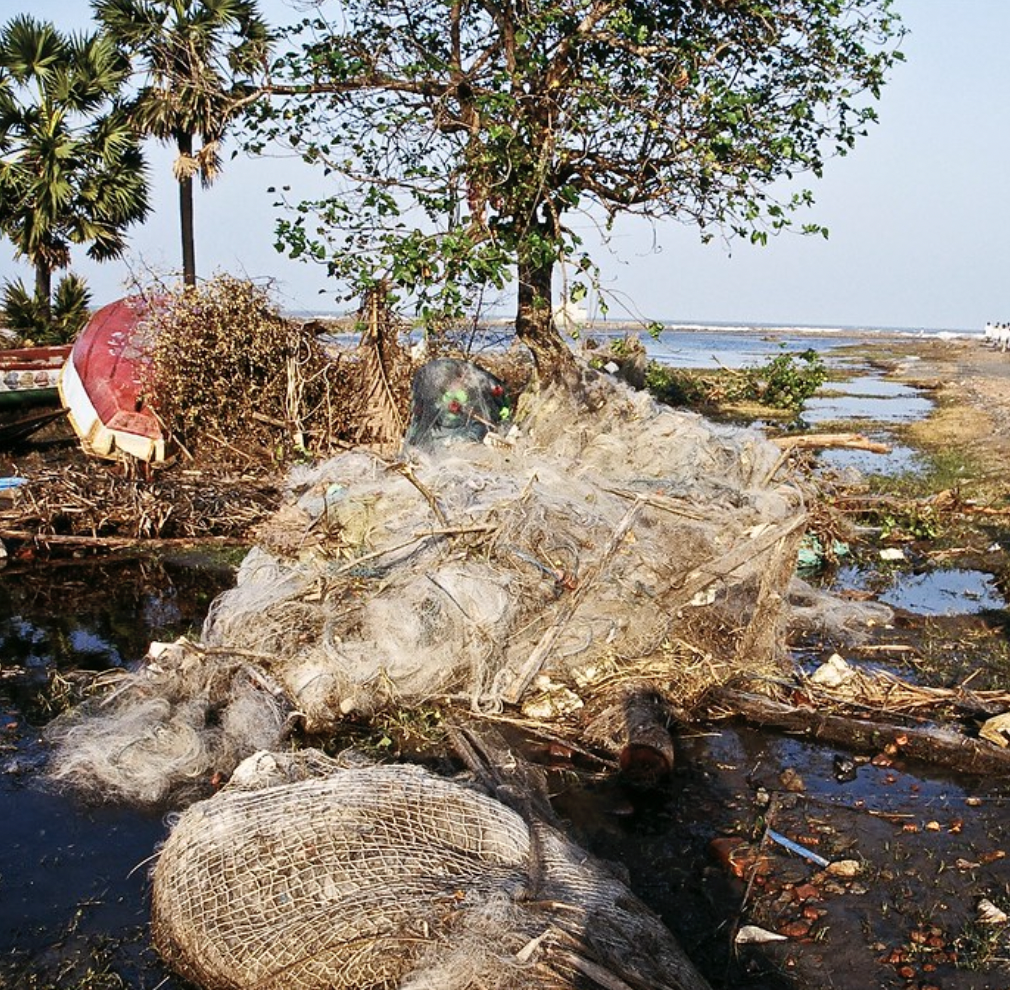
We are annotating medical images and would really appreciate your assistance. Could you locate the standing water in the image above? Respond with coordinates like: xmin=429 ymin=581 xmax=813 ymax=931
xmin=0 ymin=556 xmax=233 ymax=987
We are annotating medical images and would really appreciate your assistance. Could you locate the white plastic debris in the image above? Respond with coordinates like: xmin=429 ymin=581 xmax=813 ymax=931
xmin=735 ymin=925 xmax=788 ymax=944
xmin=976 ymin=898 xmax=1009 ymax=925
xmin=688 ymin=586 xmax=718 ymax=607
xmin=766 ymin=828 xmax=829 ymax=867
xmin=522 ymin=676 xmax=584 ymax=719
xmin=809 ymin=653 xmax=856 ymax=689
xmin=879 ymin=547 xmax=906 ymax=562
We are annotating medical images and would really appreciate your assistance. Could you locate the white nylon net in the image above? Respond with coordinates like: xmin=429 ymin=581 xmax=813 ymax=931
xmin=203 ymin=375 xmax=805 ymax=728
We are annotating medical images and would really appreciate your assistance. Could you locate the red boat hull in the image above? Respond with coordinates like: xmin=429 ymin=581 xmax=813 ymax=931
xmin=59 ymin=297 xmax=167 ymax=463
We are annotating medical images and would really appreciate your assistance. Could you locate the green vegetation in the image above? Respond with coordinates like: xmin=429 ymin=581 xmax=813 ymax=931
xmin=0 ymin=14 xmax=149 ymax=335
xmin=954 ymin=890 xmax=1010 ymax=971
xmin=2 ymin=272 xmax=91 ymax=344
xmin=322 ymin=706 xmax=447 ymax=761
xmin=644 ymin=348 xmax=828 ymax=414
xmin=94 ymin=0 xmax=270 ymax=287
xmin=0 ymin=2 xmax=907 ymax=378
xmin=250 ymin=1 xmax=904 ymax=380
xmin=868 ymin=448 xmax=984 ymax=500
xmin=875 ymin=503 xmax=940 ymax=542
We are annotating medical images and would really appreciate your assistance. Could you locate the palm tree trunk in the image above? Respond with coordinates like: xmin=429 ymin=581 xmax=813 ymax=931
xmin=178 ymin=132 xmax=197 ymax=287
xmin=515 ymin=253 xmax=577 ymax=386
xmin=34 ymin=263 xmax=52 ymax=323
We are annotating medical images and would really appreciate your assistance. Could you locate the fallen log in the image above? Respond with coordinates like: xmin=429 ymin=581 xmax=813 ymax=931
xmin=764 ymin=432 xmax=891 ymax=482
xmin=771 ymin=432 xmax=891 ymax=454
xmin=716 ymin=688 xmax=1010 ymax=776
xmin=581 ymin=680 xmax=677 ymax=785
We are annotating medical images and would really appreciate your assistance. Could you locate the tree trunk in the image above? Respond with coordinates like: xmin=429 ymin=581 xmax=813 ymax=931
xmin=34 ymin=263 xmax=51 ymax=322
xmin=515 ymin=253 xmax=577 ymax=385
xmin=582 ymin=679 xmax=677 ymax=786
xmin=178 ymin=132 xmax=197 ymax=287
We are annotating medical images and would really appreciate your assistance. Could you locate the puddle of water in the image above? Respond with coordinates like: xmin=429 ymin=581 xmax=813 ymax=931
xmin=817 ymin=442 xmax=922 ymax=477
xmin=552 ymin=721 xmax=1010 ymax=990
xmin=0 ymin=558 xmax=234 ymax=987
xmin=803 ymin=392 xmax=934 ymax=424
xmin=834 ymin=375 xmax=925 ymax=399
xmin=834 ymin=563 xmax=1006 ymax=615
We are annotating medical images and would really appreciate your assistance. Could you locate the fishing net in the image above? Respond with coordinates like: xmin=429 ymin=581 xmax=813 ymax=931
xmin=404 ymin=357 xmax=513 ymax=449
xmin=45 ymin=641 xmax=292 ymax=806
xmin=202 ymin=370 xmax=807 ymax=730
xmin=45 ymin=369 xmax=890 ymax=807
xmin=151 ymin=746 xmax=712 ymax=990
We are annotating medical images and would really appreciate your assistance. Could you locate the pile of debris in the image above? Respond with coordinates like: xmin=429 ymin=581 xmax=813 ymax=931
xmin=1 ymin=461 xmax=282 ymax=547
xmin=48 ymin=367 xmax=827 ymax=806
xmin=203 ymin=369 xmax=806 ymax=726
xmin=44 ymin=362 xmax=908 ymax=990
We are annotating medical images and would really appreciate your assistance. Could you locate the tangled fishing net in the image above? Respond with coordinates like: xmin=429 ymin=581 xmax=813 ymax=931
xmin=47 ymin=364 xmax=889 ymax=805
xmin=202 ymin=368 xmax=807 ymax=731
xmin=151 ymin=743 xmax=713 ymax=990
xmin=46 ymin=640 xmax=292 ymax=806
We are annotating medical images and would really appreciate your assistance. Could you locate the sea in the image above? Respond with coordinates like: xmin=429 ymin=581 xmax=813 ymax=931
xmin=300 ymin=314 xmax=977 ymax=370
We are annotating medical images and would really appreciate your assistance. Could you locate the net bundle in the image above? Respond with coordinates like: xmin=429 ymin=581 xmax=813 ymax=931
xmin=404 ymin=357 xmax=513 ymax=450
xmin=203 ymin=370 xmax=806 ymax=727
xmin=151 ymin=749 xmax=712 ymax=990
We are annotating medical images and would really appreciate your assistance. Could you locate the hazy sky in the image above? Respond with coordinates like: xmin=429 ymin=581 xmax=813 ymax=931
xmin=3 ymin=0 xmax=1008 ymax=331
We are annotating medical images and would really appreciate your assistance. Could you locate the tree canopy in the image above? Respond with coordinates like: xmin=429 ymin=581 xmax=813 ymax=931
xmin=93 ymin=0 xmax=271 ymax=286
xmin=0 ymin=14 xmax=150 ymax=314
xmin=249 ymin=0 xmax=905 ymax=380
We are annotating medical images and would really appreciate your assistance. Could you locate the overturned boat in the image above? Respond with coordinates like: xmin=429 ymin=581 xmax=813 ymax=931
xmin=58 ymin=296 xmax=166 ymax=463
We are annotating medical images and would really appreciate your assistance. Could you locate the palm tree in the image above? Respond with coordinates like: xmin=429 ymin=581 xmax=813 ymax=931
xmin=0 ymin=15 xmax=150 ymax=321
xmin=92 ymin=0 xmax=270 ymax=287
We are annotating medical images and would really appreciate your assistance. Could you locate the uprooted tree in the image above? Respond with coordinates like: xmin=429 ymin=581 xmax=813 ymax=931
xmin=246 ymin=0 xmax=904 ymax=382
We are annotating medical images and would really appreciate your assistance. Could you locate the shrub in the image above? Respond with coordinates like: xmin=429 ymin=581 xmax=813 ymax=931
xmin=1 ymin=274 xmax=91 ymax=345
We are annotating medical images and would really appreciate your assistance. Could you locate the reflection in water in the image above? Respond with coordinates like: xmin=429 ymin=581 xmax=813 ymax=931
xmin=0 ymin=555 xmax=236 ymax=987
xmin=802 ymin=391 xmax=934 ymax=425
xmin=817 ymin=442 xmax=922 ymax=477
xmin=0 ymin=555 xmax=234 ymax=671
xmin=833 ymin=563 xmax=1007 ymax=615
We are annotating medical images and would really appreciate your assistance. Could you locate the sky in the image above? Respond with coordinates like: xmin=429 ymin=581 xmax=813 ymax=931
xmin=2 ymin=0 xmax=1008 ymax=331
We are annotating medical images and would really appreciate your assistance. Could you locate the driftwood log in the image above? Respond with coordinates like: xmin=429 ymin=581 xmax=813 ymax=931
xmin=718 ymin=688 xmax=1010 ymax=776
xmin=582 ymin=679 xmax=678 ymax=785
xmin=770 ymin=432 xmax=891 ymax=454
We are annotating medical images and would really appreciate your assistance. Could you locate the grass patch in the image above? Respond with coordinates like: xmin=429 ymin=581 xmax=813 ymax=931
xmin=900 ymin=617 xmax=1010 ymax=691
xmin=864 ymin=447 xmax=985 ymax=500
xmin=319 ymin=705 xmax=448 ymax=761
xmin=954 ymin=889 xmax=1010 ymax=971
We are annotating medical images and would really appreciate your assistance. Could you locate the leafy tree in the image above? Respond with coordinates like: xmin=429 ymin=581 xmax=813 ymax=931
xmin=0 ymin=15 xmax=149 ymax=323
xmin=93 ymin=0 xmax=270 ymax=287
xmin=249 ymin=0 xmax=904 ymax=382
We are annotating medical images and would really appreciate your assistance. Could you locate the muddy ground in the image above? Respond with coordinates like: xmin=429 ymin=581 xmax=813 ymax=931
xmin=884 ymin=337 xmax=1010 ymax=471
xmin=602 ymin=334 xmax=1010 ymax=990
